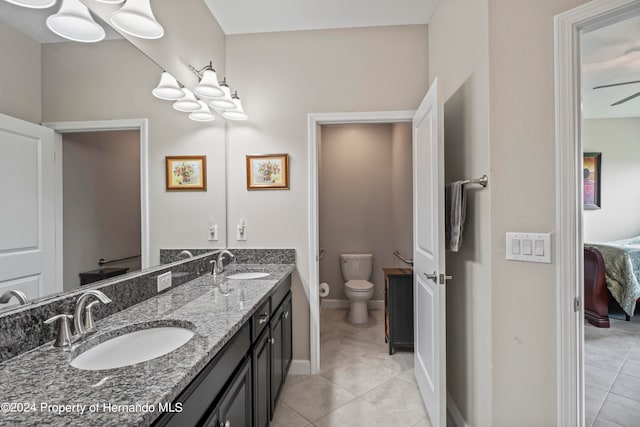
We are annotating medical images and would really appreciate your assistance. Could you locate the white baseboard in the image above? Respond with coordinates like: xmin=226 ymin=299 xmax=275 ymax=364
xmin=288 ymin=359 xmax=311 ymax=375
xmin=447 ymin=393 xmax=470 ymax=427
xmin=320 ymin=299 xmax=384 ymax=310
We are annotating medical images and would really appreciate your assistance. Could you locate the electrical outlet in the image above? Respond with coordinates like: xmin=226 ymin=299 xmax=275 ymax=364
xmin=157 ymin=271 xmax=172 ymax=292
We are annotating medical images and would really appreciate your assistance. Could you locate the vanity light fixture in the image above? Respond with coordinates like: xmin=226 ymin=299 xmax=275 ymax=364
xmin=172 ymin=88 xmax=201 ymax=112
xmin=189 ymin=101 xmax=216 ymax=122
xmin=95 ymin=0 xmax=124 ymax=3
xmin=110 ymin=0 xmax=164 ymax=40
xmin=192 ymin=62 xmax=224 ymax=98
xmin=46 ymin=0 xmax=106 ymax=43
xmin=152 ymin=72 xmax=184 ymax=100
xmin=208 ymin=79 xmax=236 ymax=110
xmin=222 ymin=92 xmax=248 ymax=121
xmin=4 ymin=0 xmax=56 ymax=8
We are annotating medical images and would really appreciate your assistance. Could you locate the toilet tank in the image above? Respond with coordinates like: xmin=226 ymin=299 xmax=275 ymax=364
xmin=340 ymin=253 xmax=373 ymax=281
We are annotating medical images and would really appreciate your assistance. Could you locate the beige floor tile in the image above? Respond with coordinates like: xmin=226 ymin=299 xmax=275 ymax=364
xmin=361 ymin=378 xmax=427 ymax=425
xmin=585 ymin=385 xmax=608 ymax=417
xmin=610 ymin=373 xmax=640 ymax=402
xmin=320 ymin=345 xmax=360 ymax=372
xmin=413 ymin=416 xmax=434 ymax=427
xmin=279 ymin=375 xmax=356 ymax=422
xmin=320 ymin=361 xmax=395 ymax=395
xmin=399 ymin=368 xmax=418 ymax=385
xmin=597 ymin=393 xmax=640 ymax=426
xmin=271 ymin=401 xmax=312 ymax=427
xmin=585 ymin=365 xmax=618 ymax=392
xmin=314 ymin=397 xmax=412 ymax=427
xmin=358 ymin=350 xmax=414 ymax=376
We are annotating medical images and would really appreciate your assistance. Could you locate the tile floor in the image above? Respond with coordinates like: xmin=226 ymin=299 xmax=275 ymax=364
xmin=585 ymin=310 xmax=640 ymax=427
xmin=271 ymin=307 xmax=432 ymax=427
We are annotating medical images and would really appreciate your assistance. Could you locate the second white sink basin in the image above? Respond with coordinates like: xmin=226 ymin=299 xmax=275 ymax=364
xmin=71 ymin=327 xmax=194 ymax=370
xmin=227 ymin=272 xmax=270 ymax=280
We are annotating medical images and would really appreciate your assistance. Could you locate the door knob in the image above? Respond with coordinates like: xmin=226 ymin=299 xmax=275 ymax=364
xmin=424 ymin=271 xmax=438 ymax=281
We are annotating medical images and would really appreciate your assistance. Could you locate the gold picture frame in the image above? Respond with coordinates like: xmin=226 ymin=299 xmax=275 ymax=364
xmin=166 ymin=156 xmax=207 ymax=191
xmin=246 ymin=154 xmax=289 ymax=190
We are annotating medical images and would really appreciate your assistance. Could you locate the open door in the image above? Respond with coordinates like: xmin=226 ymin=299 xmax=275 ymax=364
xmin=413 ymin=78 xmax=447 ymax=426
xmin=0 ymin=113 xmax=58 ymax=304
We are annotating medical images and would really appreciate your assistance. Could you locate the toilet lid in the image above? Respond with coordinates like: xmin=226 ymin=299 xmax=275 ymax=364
xmin=345 ymin=280 xmax=373 ymax=291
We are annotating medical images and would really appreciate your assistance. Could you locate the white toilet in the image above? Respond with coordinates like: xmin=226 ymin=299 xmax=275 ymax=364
xmin=340 ymin=253 xmax=375 ymax=324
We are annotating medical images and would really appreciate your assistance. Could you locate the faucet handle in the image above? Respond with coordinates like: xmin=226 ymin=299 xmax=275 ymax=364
xmin=83 ymin=300 xmax=100 ymax=333
xmin=44 ymin=314 xmax=74 ymax=348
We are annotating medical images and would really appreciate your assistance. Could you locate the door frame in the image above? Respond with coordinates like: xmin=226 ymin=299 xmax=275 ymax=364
xmin=307 ymin=110 xmax=414 ymax=374
xmin=44 ymin=119 xmax=150 ymax=288
xmin=554 ymin=1 xmax=640 ymax=426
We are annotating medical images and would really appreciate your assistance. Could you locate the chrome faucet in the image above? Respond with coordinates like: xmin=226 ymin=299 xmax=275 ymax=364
xmin=177 ymin=250 xmax=194 ymax=260
xmin=211 ymin=250 xmax=235 ymax=275
xmin=73 ymin=290 xmax=112 ymax=337
xmin=0 ymin=290 xmax=29 ymax=305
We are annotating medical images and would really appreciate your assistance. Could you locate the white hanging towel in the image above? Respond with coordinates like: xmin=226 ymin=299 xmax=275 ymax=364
xmin=445 ymin=181 xmax=466 ymax=252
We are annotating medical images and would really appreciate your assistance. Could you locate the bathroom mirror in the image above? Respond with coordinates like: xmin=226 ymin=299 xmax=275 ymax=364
xmin=0 ymin=1 xmax=227 ymax=312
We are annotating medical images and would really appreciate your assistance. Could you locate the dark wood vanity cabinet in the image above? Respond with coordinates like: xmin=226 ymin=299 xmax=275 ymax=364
xmin=153 ymin=274 xmax=292 ymax=427
xmin=384 ymin=268 xmax=414 ymax=355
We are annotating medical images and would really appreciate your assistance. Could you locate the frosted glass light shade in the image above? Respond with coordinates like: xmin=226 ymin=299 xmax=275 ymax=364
xmin=95 ymin=0 xmax=125 ymax=3
xmin=189 ymin=101 xmax=216 ymax=122
xmin=194 ymin=68 xmax=224 ymax=98
xmin=110 ymin=0 xmax=164 ymax=40
xmin=4 ymin=0 xmax=56 ymax=8
xmin=46 ymin=0 xmax=106 ymax=43
xmin=172 ymin=88 xmax=201 ymax=112
xmin=222 ymin=96 xmax=248 ymax=121
xmin=208 ymin=82 xmax=235 ymax=110
xmin=152 ymin=72 xmax=184 ymax=100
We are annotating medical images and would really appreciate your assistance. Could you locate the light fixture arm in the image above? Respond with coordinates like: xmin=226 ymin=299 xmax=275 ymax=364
xmin=190 ymin=61 xmax=216 ymax=79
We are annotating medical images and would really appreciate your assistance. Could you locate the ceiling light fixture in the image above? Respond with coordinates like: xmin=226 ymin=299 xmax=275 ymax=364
xmin=152 ymin=72 xmax=184 ymax=100
xmin=110 ymin=0 xmax=164 ymax=40
xmin=4 ymin=0 xmax=56 ymax=8
xmin=192 ymin=62 xmax=224 ymax=98
xmin=172 ymin=88 xmax=201 ymax=112
xmin=46 ymin=0 xmax=106 ymax=43
xmin=189 ymin=101 xmax=216 ymax=122
xmin=222 ymin=92 xmax=248 ymax=121
xmin=208 ymin=79 xmax=236 ymax=110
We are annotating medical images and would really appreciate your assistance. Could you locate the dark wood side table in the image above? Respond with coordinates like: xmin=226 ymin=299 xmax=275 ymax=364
xmin=383 ymin=267 xmax=414 ymax=355
xmin=79 ymin=267 xmax=129 ymax=286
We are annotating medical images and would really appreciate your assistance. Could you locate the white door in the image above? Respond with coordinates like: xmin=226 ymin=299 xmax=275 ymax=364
xmin=0 ymin=113 xmax=58 ymax=307
xmin=413 ymin=78 xmax=447 ymax=427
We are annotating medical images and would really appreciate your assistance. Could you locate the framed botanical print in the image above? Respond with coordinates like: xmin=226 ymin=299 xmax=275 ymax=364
xmin=166 ymin=156 xmax=207 ymax=191
xmin=246 ymin=154 xmax=289 ymax=190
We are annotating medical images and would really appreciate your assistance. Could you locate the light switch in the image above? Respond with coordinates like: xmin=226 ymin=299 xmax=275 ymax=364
xmin=505 ymin=232 xmax=552 ymax=263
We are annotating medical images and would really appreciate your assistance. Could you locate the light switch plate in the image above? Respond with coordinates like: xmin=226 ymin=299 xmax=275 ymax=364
xmin=237 ymin=224 xmax=247 ymax=241
xmin=506 ymin=232 xmax=552 ymax=263
xmin=157 ymin=271 xmax=172 ymax=292
xmin=208 ymin=225 xmax=218 ymax=241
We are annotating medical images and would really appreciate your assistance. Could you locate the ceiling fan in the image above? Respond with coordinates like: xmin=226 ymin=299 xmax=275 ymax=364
xmin=593 ymin=79 xmax=640 ymax=106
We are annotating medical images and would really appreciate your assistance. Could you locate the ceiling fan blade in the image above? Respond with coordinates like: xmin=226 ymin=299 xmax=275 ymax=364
xmin=594 ymin=79 xmax=640 ymax=90
xmin=611 ymin=91 xmax=640 ymax=106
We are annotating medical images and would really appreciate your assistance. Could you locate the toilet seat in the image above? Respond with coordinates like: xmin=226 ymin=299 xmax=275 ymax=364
xmin=345 ymin=280 xmax=374 ymax=292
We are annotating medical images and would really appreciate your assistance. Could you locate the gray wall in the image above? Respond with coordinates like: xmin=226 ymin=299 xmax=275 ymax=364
xmin=319 ymin=123 xmax=412 ymax=301
xmin=62 ymin=130 xmax=141 ymax=290
xmin=0 ymin=21 xmax=40 ymax=124
xmin=583 ymin=118 xmax=640 ymax=242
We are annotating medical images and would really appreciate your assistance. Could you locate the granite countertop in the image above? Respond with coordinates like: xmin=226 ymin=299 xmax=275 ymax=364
xmin=0 ymin=263 xmax=295 ymax=426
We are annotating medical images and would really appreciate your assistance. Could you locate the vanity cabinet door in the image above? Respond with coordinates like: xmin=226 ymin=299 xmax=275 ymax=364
xmin=253 ymin=329 xmax=270 ymax=427
xmin=269 ymin=304 xmax=284 ymax=418
xmin=217 ymin=356 xmax=252 ymax=427
xmin=283 ymin=293 xmax=292 ymax=375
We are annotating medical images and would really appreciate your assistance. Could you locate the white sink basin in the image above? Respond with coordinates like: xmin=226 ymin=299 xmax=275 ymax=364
xmin=71 ymin=327 xmax=194 ymax=370
xmin=227 ymin=272 xmax=270 ymax=280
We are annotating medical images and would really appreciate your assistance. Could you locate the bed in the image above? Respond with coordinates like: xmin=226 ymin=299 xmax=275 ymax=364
xmin=584 ymin=237 xmax=640 ymax=328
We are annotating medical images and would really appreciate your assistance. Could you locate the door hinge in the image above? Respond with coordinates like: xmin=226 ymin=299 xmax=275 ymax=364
xmin=574 ymin=297 xmax=580 ymax=312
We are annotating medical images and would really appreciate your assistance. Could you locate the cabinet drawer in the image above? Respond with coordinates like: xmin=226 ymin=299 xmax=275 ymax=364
xmin=252 ymin=299 xmax=270 ymax=342
xmin=271 ymin=275 xmax=291 ymax=312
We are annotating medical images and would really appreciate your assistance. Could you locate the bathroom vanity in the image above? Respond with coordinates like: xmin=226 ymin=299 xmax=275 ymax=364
xmin=0 ymin=262 xmax=294 ymax=426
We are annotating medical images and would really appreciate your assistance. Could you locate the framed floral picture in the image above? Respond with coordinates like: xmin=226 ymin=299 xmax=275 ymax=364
xmin=583 ymin=152 xmax=601 ymax=209
xmin=246 ymin=154 xmax=289 ymax=190
xmin=166 ymin=156 xmax=207 ymax=191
